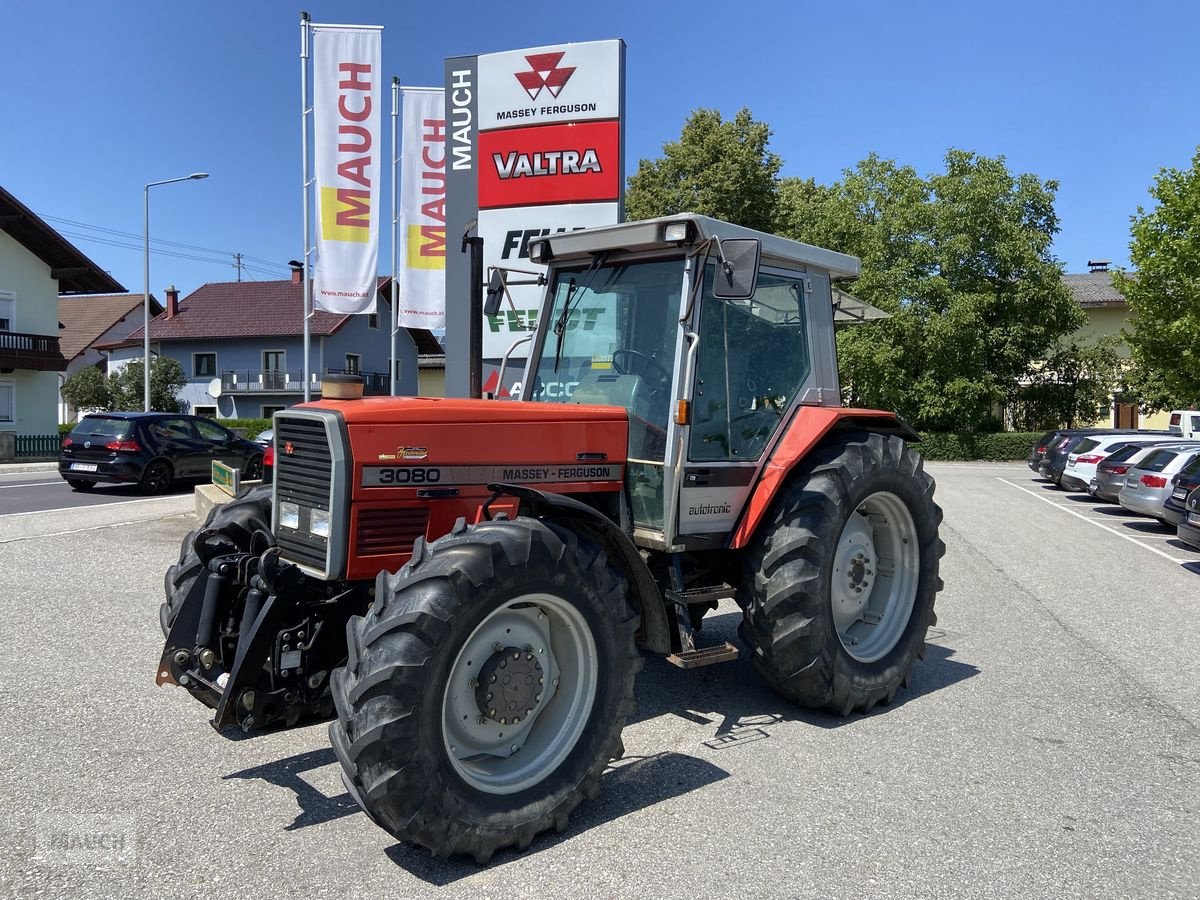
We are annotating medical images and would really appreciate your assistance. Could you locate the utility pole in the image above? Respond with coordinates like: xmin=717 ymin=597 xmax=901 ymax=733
xmin=233 ymin=252 xmax=243 ymax=282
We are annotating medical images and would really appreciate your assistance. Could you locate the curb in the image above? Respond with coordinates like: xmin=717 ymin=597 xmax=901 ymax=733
xmin=0 ymin=461 xmax=59 ymax=474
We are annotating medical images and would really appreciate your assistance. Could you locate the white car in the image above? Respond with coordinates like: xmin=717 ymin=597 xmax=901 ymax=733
xmin=1118 ymin=446 xmax=1200 ymax=520
xmin=1061 ymin=434 xmax=1176 ymax=492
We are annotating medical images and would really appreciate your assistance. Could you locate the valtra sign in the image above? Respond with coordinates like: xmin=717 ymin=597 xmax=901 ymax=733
xmin=443 ymin=39 xmax=625 ymax=382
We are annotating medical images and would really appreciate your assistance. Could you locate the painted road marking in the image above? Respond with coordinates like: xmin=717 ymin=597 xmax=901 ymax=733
xmin=0 ymin=495 xmax=187 ymax=519
xmin=0 ymin=481 xmax=63 ymax=489
xmin=997 ymin=478 xmax=1192 ymax=565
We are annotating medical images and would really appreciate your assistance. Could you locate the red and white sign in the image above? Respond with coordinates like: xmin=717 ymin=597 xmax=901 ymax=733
xmin=474 ymin=39 xmax=623 ymax=357
xmin=312 ymin=24 xmax=383 ymax=314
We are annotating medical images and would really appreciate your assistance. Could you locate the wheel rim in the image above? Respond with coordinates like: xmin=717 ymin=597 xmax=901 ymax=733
xmin=441 ymin=593 xmax=598 ymax=795
xmin=831 ymin=491 xmax=919 ymax=663
xmin=146 ymin=463 xmax=169 ymax=492
xmin=246 ymin=457 xmax=262 ymax=479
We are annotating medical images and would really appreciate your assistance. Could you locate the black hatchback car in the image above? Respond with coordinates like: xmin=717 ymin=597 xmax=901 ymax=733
xmin=59 ymin=413 xmax=263 ymax=494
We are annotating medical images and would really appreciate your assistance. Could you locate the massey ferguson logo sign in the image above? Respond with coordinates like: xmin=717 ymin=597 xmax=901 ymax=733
xmin=444 ymin=39 xmax=624 ymax=369
xmin=515 ymin=52 xmax=575 ymax=101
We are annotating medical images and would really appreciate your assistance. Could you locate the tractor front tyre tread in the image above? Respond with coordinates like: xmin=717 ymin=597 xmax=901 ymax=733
xmin=739 ymin=430 xmax=944 ymax=716
xmin=330 ymin=516 xmax=641 ymax=863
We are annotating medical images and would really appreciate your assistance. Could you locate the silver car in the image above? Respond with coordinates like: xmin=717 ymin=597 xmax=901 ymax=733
xmin=1118 ymin=446 xmax=1200 ymax=519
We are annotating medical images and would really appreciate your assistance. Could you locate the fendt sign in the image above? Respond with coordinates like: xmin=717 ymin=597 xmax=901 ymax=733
xmin=443 ymin=39 xmax=625 ymax=394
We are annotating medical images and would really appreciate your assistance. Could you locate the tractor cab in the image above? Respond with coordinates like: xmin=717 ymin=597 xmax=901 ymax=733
xmin=515 ymin=214 xmax=861 ymax=551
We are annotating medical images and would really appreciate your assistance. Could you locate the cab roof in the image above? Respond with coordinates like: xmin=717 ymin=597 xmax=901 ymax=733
xmin=528 ymin=213 xmax=862 ymax=280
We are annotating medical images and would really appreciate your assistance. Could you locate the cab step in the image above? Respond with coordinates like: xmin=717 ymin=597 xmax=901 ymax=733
xmin=666 ymin=584 xmax=736 ymax=606
xmin=666 ymin=642 xmax=739 ymax=669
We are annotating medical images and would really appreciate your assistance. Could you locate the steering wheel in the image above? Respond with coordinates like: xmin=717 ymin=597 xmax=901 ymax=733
xmin=610 ymin=349 xmax=671 ymax=393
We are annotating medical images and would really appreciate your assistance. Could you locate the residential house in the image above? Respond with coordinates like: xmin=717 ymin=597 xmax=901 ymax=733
xmin=57 ymin=292 xmax=163 ymax=423
xmin=1062 ymin=262 xmax=1167 ymax=430
xmin=105 ymin=268 xmax=444 ymax=420
xmin=0 ymin=185 xmax=124 ymax=443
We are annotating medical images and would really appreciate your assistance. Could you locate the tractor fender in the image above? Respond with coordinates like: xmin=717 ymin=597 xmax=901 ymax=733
xmin=728 ymin=407 xmax=921 ymax=550
xmin=486 ymin=483 xmax=672 ymax=654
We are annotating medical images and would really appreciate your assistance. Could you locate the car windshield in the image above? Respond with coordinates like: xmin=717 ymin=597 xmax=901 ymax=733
xmin=1180 ymin=454 xmax=1200 ymax=477
xmin=1074 ymin=438 xmax=1101 ymax=453
xmin=70 ymin=417 xmax=129 ymax=440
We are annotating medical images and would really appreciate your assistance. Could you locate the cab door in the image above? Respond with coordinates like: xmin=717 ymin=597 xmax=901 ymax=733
xmin=671 ymin=265 xmax=821 ymax=541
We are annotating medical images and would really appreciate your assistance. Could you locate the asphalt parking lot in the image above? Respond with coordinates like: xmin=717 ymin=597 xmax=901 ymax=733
xmin=0 ymin=462 xmax=1197 ymax=899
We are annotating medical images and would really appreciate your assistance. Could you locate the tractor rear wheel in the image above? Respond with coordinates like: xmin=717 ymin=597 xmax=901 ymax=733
xmin=739 ymin=431 xmax=943 ymax=716
xmin=160 ymin=484 xmax=273 ymax=637
xmin=330 ymin=516 xmax=641 ymax=863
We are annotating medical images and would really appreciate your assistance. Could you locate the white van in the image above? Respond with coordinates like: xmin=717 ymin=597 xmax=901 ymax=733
xmin=1168 ymin=410 xmax=1200 ymax=440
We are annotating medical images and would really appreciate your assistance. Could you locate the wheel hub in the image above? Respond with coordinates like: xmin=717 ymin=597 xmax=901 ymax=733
xmin=475 ymin=646 xmax=543 ymax=725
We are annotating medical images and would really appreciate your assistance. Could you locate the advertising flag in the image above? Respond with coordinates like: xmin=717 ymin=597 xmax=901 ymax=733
xmin=397 ymin=89 xmax=447 ymax=328
xmin=312 ymin=24 xmax=383 ymax=313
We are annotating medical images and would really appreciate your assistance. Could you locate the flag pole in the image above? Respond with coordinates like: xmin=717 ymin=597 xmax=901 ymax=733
xmin=300 ymin=10 xmax=313 ymax=402
xmin=390 ymin=76 xmax=399 ymax=396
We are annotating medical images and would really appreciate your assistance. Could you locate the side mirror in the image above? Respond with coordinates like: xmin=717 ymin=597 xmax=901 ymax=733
xmin=711 ymin=238 xmax=762 ymax=301
xmin=484 ymin=269 xmax=506 ymax=316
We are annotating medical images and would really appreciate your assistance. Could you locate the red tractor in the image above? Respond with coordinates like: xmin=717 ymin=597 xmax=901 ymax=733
xmin=158 ymin=215 xmax=943 ymax=862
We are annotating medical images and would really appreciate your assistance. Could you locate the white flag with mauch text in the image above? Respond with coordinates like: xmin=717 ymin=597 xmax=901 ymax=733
xmin=397 ymin=89 xmax=447 ymax=329
xmin=312 ymin=24 xmax=383 ymax=313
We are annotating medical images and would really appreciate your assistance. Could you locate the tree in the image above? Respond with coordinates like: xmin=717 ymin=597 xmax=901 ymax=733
xmin=1115 ymin=146 xmax=1200 ymax=410
xmin=1011 ymin=338 xmax=1124 ymax=430
xmin=779 ymin=151 xmax=1082 ymax=431
xmin=107 ymin=357 xmax=187 ymax=412
xmin=625 ymin=108 xmax=781 ymax=231
xmin=60 ymin=365 xmax=112 ymax=414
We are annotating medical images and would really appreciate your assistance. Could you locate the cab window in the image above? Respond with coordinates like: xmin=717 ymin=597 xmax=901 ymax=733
xmin=689 ymin=268 xmax=811 ymax=461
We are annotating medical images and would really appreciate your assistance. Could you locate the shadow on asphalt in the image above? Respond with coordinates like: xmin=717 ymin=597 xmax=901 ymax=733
xmin=383 ymin=750 xmax=729 ymax=883
xmin=222 ymin=610 xmax=978 ymax=880
xmin=224 ymin=747 xmax=359 ymax=831
xmin=1121 ymin=519 xmax=1173 ymax=534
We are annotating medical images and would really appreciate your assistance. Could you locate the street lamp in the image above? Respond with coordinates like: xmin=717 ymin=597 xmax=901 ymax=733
xmin=144 ymin=173 xmax=209 ymax=411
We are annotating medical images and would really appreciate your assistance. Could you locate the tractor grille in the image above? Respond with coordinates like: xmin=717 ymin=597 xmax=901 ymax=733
xmin=274 ymin=415 xmax=335 ymax=573
xmin=355 ymin=508 xmax=430 ymax=557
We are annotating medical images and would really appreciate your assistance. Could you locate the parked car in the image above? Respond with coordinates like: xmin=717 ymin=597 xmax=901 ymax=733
xmin=1029 ymin=428 xmax=1112 ymax=476
xmin=254 ymin=428 xmax=273 ymax=447
xmin=1060 ymin=434 xmax=1178 ymax=492
xmin=1117 ymin=446 xmax=1200 ymax=520
xmin=1090 ymin=442 xmax=1200 ymax=502
xmin=59 ymin=412 xmax=264 ymax=495
xmin=1177 ymin=488 xmax=1200 ymax=550
xmin=1161 ymin=452 xmax=1200 ymax=528
xmin=1041 ymin=430 xmax=1140 ymax=484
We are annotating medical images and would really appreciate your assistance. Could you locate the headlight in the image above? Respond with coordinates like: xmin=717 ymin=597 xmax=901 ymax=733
xmin=280 ymin=501 xmax=300 ymax=530
xmin=310 ymin=508 xmax=330 ymax=538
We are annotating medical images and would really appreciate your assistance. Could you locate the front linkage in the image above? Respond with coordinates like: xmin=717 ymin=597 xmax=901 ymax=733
xmin=157 ymin=531 xmax=366 ymax=732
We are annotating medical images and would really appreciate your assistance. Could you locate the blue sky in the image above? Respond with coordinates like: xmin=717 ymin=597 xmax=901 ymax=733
xmin=1 ymin=0 xmax=1196 ymax=299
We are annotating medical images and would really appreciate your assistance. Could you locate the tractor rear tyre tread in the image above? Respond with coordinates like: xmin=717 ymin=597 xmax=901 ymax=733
xmin=330 ymin=516 xmax=641 ymax=863
xmin=739 ymin=430 xmax=943 ymax=716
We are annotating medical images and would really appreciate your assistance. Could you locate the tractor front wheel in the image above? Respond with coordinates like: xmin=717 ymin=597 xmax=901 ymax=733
xmin=330 ymin=516 xmax=641 ymax=863
xmin=739 ymin=431 xmax=943 ymax=715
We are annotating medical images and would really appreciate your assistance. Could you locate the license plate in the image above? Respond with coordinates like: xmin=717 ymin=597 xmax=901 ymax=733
xmin=1173 ymin=488 xmax=1188 ymax=500
xmin=1189 ymin=512 xmax=1200 ymax=526
xmin=70 ymin=463 xmax=98 ymax=472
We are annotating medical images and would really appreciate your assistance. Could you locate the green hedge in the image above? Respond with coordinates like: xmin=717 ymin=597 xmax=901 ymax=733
xmin=220 ymin=418 xmax=273 ymax=437
xmin=917 ymin=432 xmax=1041 ymax=461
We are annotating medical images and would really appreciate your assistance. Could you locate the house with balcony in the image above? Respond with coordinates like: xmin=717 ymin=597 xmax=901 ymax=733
xmin=0 ymin=185 xmax=125 ymax=444
xmin=104 ymin=268 xmax=444 ymax=420
xmin=57 ymin=292 xmax=163 ymax=423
